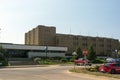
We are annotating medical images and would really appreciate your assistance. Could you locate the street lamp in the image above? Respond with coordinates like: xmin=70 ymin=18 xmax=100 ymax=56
xmin=72 ymin=51 xmax=77 ymax=70
xmin=45 ymin=46 xmax=48 ymax=62
xmin=115 ymin=49 xmax=118 ymax=58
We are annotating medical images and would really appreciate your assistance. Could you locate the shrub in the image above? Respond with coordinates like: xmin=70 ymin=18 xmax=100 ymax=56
xmin=70 ymin=58 xmax=74 ymax=62
xmin=52 ymin=56 xmax=62 ymax=60
xmin=92 ymin=58 xmax=107 ymax=63
xmin=87 ymin=65 xmax=99 ymax=72
xmin=33 ymin=57 xmax=41 ymax=64
xmin=60 ymin=58 xmax=67 ymax=62
xmin=0 ymin=60 xmax=9 ymax=66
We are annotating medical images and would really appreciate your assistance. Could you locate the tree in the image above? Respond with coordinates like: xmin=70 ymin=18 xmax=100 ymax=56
xmin=76 ymin=47 xmax=83 ymax=59
xmin=0 ymin=45 xmax=9 ymax=66
xmin=118 ymin=42 xmax=120 ymax=57
xmin=87 ymin=45 xmax=96 ymax=60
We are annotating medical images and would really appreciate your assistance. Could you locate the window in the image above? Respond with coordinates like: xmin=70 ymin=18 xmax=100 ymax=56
xmin=99 ymin=39 xmax=104 ymax=42
xmin=107 ymin=40 xmax=111 ymax=43
xmin=82 ymin=43 xmax=87 ymax=46
xmin=82 ymin=38 xmax=87 ymax=41
xmin=93 ymin=44 xmax=96 ymax=47
xmin=114 ymin=64 xmax=120 ymax=67
xmin=92 ymin=38 xmax=96 ymax=42
xmin=73 ymin=36 xmax=78 ymax=40
xmin=107 ymin=44 xmax=111 ymax=48
xmin=99 ymin=44 xmax=104 ymax=47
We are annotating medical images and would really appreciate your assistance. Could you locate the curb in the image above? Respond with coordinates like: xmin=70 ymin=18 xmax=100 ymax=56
xmin=0 ymin=65 xmax=49 ymax=68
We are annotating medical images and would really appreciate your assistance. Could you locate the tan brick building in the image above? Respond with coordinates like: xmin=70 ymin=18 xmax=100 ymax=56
xmin=25 ymin=25 xmax=119 ymax=56
xmin=25 ymin=25 xmax=56 ymax=46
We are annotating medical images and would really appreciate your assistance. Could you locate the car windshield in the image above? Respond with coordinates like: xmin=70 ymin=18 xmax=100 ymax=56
xmin=104 ymin=63 xmax=110 ymax=67
xmin=78 ymin=58 xmax=84 ymax=60
xmin=114 ymin=64 xmax=120 ymax=67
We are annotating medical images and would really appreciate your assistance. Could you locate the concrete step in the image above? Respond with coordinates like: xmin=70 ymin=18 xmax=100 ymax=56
xmin=8 ymin=61 xmax=37 ymax=65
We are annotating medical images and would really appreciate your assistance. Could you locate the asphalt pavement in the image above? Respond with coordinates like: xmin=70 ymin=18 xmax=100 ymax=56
xmin=0 ymin=65 xmax=119 ymax=80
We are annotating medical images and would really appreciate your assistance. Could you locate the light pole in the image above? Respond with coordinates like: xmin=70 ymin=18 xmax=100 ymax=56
xmin=45 ymin=46 xmax=48 ymax=62
xmin=83 ymin=49 xmax=88 ymax=69
xmin=72 ymin=51 xmax=77 ymax=70
xmin=115 ymin=49 xmax=118 ymax=58
xmin=0 ymin=28 xmax=1 ymax=42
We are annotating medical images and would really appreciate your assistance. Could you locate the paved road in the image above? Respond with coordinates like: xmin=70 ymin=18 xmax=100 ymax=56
xmin=0 ymin=65 xmax=119 ymax=80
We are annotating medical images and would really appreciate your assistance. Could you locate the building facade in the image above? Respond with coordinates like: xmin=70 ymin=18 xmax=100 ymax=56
xmin=25 ymin=25 xmax=119 ymax=56
xmin=0 ymin=43 xmax=67 ymax=58
xmin=25 ymin=25 xmax=56 ymax=46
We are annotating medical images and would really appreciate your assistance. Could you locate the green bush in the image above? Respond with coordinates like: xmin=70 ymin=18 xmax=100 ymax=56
xmin=70 ymin=58 xmax=74 ymax=62
xmin=87 ymin=65 xmax=99 ymax=72
xmin=33 ymin=57 xmax=41 ymax=64
xmin=92 ymin=58 xmax=107 ymax=63
xmin=0 ymin=60 xmax=9 ymax=66
xmin=60 ymin=58 xmax=68 ymax=62
xmin=52 ymin=56 xmax=62 ymax=60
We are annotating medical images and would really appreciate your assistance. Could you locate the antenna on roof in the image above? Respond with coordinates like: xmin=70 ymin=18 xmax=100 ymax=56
xmin=96 ymin=32 xmax=98 ymax=37
xmin=0 ymin=28 xmax=1 ymax=42
xmin=69 ymin=28 xmax=71 ymax=34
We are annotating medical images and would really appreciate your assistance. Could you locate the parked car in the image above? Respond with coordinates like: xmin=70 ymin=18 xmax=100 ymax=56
xmin=106 ymin=57 xmax=120 ymax=63
xmin=99 ymin=63 xmax=120 ymax=74
xmin=74 ymin=58 xmax=92 ymax=66
xmin=106 ymin=57 xmax=116 ymax=63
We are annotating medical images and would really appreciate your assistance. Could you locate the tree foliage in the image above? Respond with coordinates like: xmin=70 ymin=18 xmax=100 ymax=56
xmin=87 ymin=45 xmax=96 ymax=60
xmin=118 ymin=42 xmax=120 ymax=57
xmin=0 ymin=45 xmax=7 ymax=60
xmin=0 ymin=45 xmax=9 ymax=66
xmin=76 ymin=47 xmax=83 ymax=59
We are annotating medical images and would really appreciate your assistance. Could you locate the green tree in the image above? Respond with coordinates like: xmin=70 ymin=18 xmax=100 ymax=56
xmin=87 ymin=45 xmax=96 ymax=60
xmin=76 ymin=47 xmax=83 ymax=59
xmin=0 ymin=45 xmax=9 ymax=66
xmin=118 ymin=42 xmax=120 ymax=57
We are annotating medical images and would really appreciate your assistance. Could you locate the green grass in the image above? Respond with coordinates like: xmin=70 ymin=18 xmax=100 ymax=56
xmin=69 ymin=68 xmax=120 ymax=79
xmin=38 ymin=60 xmax=74 ymax=65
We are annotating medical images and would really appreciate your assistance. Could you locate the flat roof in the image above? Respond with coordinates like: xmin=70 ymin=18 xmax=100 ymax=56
xmin=0 ymin=43 xmax=67 ymax=51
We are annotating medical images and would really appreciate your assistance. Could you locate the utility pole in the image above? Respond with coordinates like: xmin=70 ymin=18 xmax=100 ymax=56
xmin=45 ymin=45 xmax=48 ymax=62
xmin=0 ymin=28 xmax=1 ymax=42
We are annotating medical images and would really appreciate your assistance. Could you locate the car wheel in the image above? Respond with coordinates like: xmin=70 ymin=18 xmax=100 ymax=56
xmin=89 ymin=64 xmax=92 ymax=66
xmin=110 ymin=69 xmax=116 ymax=74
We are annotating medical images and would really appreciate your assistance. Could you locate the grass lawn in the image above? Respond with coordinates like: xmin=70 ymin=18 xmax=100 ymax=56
xmin=69 ymin=67 xmax=120 ymax=79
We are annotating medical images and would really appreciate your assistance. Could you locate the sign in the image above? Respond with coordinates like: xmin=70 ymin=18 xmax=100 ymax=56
xmin=72 ymin=51 xmax=77 ymax=56
xmin=83 ymin=49 xmax=88 ymax=55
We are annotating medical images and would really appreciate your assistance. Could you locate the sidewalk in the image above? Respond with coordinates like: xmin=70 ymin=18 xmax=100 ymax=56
xmin=0 ymin=65 xmax=49 ymax=68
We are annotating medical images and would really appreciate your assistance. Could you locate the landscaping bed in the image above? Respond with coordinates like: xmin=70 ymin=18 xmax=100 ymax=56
xmin=69 ymin=66 xmax=120 ymax=79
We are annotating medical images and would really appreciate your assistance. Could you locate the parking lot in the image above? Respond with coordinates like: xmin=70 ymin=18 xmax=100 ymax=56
xmin=0 ymin=65 xmax=120 ymax=80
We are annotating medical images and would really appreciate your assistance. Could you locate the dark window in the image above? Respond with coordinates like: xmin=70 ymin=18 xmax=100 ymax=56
xmin=82 ymin=38 xmax=87 ymax=41
xmin=93 ymin=44 xmax=96 ymax=47
xmin=107 ymin=44 xmax=111 ymax=48
xmin=99 ymin=44 xmax=104 ymax=47
xmin=114 ymin=64 xmax=120 ymax=67
xmin=99 ymin=39 xmax=104 ymax=42
xmin=73 ymin=36 xmax=78 ymax=40
xmin=82 ymin=43 xmax=87 ymax=46
xmin=92 ymin=38 xmax=96 ymax=41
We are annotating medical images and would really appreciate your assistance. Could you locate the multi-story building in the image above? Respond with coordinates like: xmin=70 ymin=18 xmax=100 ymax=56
xmin=25 ymin=25 xmax=56 ymax=46
xmin=25 ymin=25 xmax=119 ymax=56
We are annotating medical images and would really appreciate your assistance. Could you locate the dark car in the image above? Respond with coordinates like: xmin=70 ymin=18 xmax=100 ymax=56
xmin=99 ymin=63 xmax=120 ymax=74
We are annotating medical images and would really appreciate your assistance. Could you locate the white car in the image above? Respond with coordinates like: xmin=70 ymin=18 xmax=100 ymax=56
xmin=106 ymin=57 xmax=116 ymax=63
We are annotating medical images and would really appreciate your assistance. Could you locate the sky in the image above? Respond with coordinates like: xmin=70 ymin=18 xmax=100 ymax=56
xmin=0 ymin=0 xmax=120 ymax=44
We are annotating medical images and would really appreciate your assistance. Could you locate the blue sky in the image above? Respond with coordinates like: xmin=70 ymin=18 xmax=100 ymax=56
xmin=0 ymin=0 xmax=120 ymax=44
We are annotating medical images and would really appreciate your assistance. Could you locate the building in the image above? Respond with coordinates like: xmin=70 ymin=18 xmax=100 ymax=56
xmin=25 ymin=25 xmax=119 ymax=56
xmin=25 ymin=25 xmax=56 ymax=46
xmin=0 ymin=43 xmax=67 ymax=58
